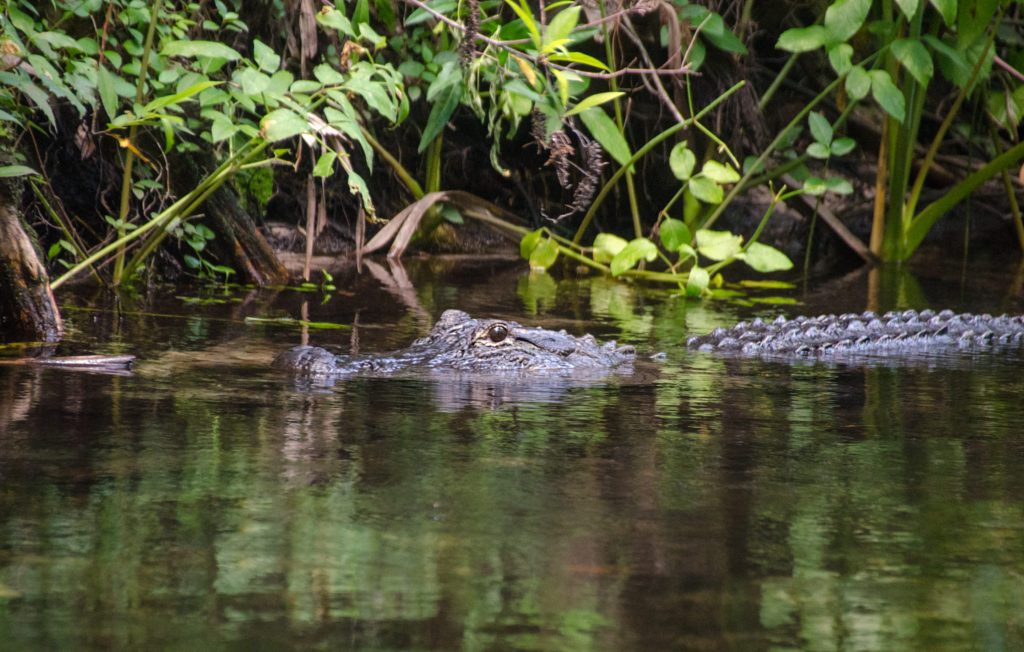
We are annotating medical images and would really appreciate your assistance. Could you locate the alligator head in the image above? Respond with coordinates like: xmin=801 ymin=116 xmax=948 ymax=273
xmin=274 ymin=309 xmax=636 ymax=376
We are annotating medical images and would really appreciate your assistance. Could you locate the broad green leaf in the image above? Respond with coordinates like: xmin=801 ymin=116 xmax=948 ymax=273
xmin=544 ymin=6 xmax=580 ymax=50
xmin=313 ymin=151 xmax=337 ymax=177
xmin=345 ymin=75 xmax=398 ymax=121
xmin=548 ymin=51 xmax=610 ymax=71
xmin=253 ymin=39 xmax=280 ymax=72
xmin=958 ymin=0 xmax=998 ymax=50
xmin=610 ymin=237 xmax=658 ymax=276
xmin=894 ymin=0 xmax=920 ymax=20
xmin=261 ymin=108 xmax=309 ymax=141
xmin=552 ymin=69 xmax=569 ymax=108
xmin=660 ymin=218 xmax=691 ymax=252
xmin=827 ymin=43 xmax=853 ymax=75
xmin=845 ymin=64 xmax=870 ymax=100
xmin=144 ymin=80 xmax=220 ymax=113
xmin=0 ymin=164 xmax=39 ymax=177
xmin=808 ymin=111 xmax=832 ymax=144
xmin=891 ymin=38 xmax=933 ymax=85
xmin=317 ymin=8 xmax=354 ymax=35
xmin=96 ymin=63 xmax=119 ymax=121
xmin=777 ymin=25 xmax=827 ymax=52
xmin=701 ymin=160 xmax=740 ymax=184
xmin=503 ymin=0 xmax=542 ymax=49
xmin=669 ymin=142 xmax=696 ymax=181
xmin=696 ymin=229 xmax=742 ymax=261
xmin=802 ymin=176 xmax=827 ymax=195
xmin=869 ymin=69 xmax=905 ymax=122
xmin=19 ymin=81 xmax=56 ymax=127
xmin=806 ymin=142 xmax=831 ymax=159
xmin=929 ymin=0 xmax=956 ymax=26
xmin=743 ymin=242 xmax=793 ymax=272
xmin=823 ymin=0 xmax=871 ymax=45
xmin=578 ymin=107 xmax=633 ymax=168
xmin=210 ymin=113 xmax=238 ymax=142
xmin=358 ymin=23 xmax=386 ymax=49
xmin=686 ymin=266 xmax=709 ymax=296
xmin=593 ymin=232 xmax=628 ymax=263
xmin=831 ymin=137 xmax=856 ymax=156
xmin=564 ymin=91 xmax=624 ymax=117
xmin=529 ymin=237 xmax=559 ymax=269
xmin=520 ymin=229 xmax=543 ymax=259
xmin=698 ymin=12 xmax=748 ymax=54
xmin=689 ymin=176 xmax=723 ymax=204
xmin=823 ymin=177 xmax=854 ymax=194
xmin=417 ymin=81 xmax=462 ymax=152
xmin=314 ymin=63 xmax=347 ymax=85
xmin=161 ymin=40 xmax=242 ymax=61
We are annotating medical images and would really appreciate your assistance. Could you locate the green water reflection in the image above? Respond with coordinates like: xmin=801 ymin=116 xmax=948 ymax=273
xmin=2 ymin=264 xmax=1023 ymax=650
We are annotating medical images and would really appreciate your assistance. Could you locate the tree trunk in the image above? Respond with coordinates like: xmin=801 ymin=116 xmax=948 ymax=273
xmin=0 ymin=177 xmax=63 ymax=342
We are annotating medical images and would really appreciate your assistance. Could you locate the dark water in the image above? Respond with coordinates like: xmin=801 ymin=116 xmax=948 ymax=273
xmin=2 ymin=259 xmax=1024 ymax=650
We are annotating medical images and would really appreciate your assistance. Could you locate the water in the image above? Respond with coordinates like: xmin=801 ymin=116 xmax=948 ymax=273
xmin=2 ymin=259 xmax=1024 ymax=650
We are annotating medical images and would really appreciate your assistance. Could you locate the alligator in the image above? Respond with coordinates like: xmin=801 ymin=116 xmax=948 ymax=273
xmin=274 ymin=308 xmax=1024 ymax=378
xmin=273 ymin=309 xmax=637 ymax=376
xmin=686 ymin=309 xmax=1024 ymax=359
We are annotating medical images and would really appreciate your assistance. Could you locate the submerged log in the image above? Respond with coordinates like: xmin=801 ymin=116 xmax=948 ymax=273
xmin=0 ymin=176 xmax=63 ymax=342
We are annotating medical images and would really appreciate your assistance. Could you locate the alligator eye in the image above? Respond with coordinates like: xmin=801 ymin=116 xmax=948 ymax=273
xmin=487 ymin=324 xmax=509 ymax=343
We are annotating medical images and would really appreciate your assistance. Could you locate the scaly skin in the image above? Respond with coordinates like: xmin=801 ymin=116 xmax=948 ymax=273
xmin=686 ymin=309 xmax=1024 ymax=358
xmin=274 ymin=309 xmax=636 ymax=375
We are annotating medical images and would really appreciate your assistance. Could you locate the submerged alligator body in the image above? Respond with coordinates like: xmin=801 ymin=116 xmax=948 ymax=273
xmin=274 ymin=309 xmax=637 ymax=376
xmin=686 ymin=309 xmax=1024 ymax=359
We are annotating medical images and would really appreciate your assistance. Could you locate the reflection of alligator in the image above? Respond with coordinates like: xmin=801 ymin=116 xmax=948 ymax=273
xmin=274 ymin=309 xmax=637 ymax=375
xmin=687 ymin=309 xmax=1024 ymax=359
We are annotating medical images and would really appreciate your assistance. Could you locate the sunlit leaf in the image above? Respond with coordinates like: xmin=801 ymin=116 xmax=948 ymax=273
xmin=520 ymin=229 xmax=543 ymax=259
xmin=808 ymin=111 xmax=832 ymax=144
xmin=891 ymin=38 xmax=933 ymax=85
xmin=894 ymin=0 xmax=920 ymax=20
xmin=777 ymin=25 xmax=827 ymax=52
xmin=253 ymin=38 xmax=280 ymax=72
xmin=610 ymin=237 xmax=658 ymax=276
xmin=823 ymin=0 xmax=870 ymax=44
xmin=831 ymin=137 xmax=856 ymax=156
xmin=669 ymin=142 xmax=696 ymax=181
xmin=869 ymin=69 xmax=905 ymax=122
xmin=743 ymin=242 xmax=793 ymax=272
xmin=578 ymin=107 xmax=633 ymax=168
xmin=827 ymin=43 xmax=853 ymax=75
xmin=161 ymin=40 xmax=242 ymax=60
xmin=696 ymin=229 xmax=742 ymax=261
xmin=593 ymin=232 xmax=628 ymax=263
xmin=544 ymin=6 xmax=580 ymax=50
xmin=845 ymin=64 xmax=870 ymax=100
xmin=686 ymin=266 xmax=709 ymax=296
xmin=701 ymin=160 xmax=740 ymax=184
xmin=689 ymin=176 xmax=723 ymax=203
xmin=529 ymin=237 xmax=559 ymax=269
xmin=261 ymin=108 xmax=309 ymax=141
xmin=0 ymin=164 xmax=39 ymax=177
xmin=806 ymin=142 xmax=831 ymax=159
xmin=313 ymin=151 xmax=337 ymax=177
xmin=929 ymin=0 xmax=956 ymax=26
xmin=660 ymin=218 xmax=691 ymax=252
xmin=565 ymin=91 xmax=624 ymax=117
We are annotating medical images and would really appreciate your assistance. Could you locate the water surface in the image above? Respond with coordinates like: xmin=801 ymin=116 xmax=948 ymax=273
xmin=2 ymin=260 xmax=1023 ymax=650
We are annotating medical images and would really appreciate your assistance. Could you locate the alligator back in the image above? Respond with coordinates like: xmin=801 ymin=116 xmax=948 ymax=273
xmin=686 ymin=309 xmax=1024 ymax=359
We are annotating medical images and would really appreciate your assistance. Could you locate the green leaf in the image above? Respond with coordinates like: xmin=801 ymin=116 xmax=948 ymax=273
xmin=547 ymin=51 xmax=610 ymax=71
xmin=236 ymin=67 xmax=271 ymax=95
xmin=253 ymin=38 xmax=280 ymax=72
xmin=210 ymin=113 xmax=237 ymax=142
xmin=564 ymin=91 xmax=624 ymax=117
xmin=802 ymin=176 xmax=827 ymax=195
xmin=808 ymin=111 xmax=832 ymax=144
xmin=686 ymin=266 xmax=709 ymax=296
xmin=929 ymin=0 xmax=956 ymax=26
xmin=777 ymin=25 xmax=827 ymax=52
xmin=660 ymin=218 xmax=691 ymax=252
xmin=743 ymin=242 xmax=793 ymax=272
xmin=544 ymin=6 xmax=580 ymax=50
xmin=521 ymin=229 xmax=543 ymax=259
xmin=698 ymin=12 xmax=748 ymax=55
xmin=669 ymin=142 xmax=696 ymax=181
xmin=96 ymin=63 xmax=119 ymax=121
xmin=806 ymin=142 xmax=831 ymax=159
xmin=529 ymin=237 xmax=559 ymax=269
xmin=845 ymin=65 xmax=871 ymax=100
xmin=593 ymin=232 xmax=628 ymax=263
xmin=316 ymin=8 xmax=354 ymax=35
xmin=261 ymin=108 xmax=309 ymax=141
xmin=161 ymin=40 xmax=242 ymax=61
xmin=143 ymin=80 xmax=220 ymax=113
xmin=503 ymin=0 xmax=542 ymax=49
xmin=417 ymin=81 xmax=462 ymax=153
xmin=700 ymin=160 xmax=739 ymax=184
xmin=578 ymin=107 xmax=633 ymax=168
xmin=823 ymin=177 xmax=854 ymax=194
xmin=609 ymin=237 xmax=658 ymax=276
xmin=827 ymin=43 xmax=854 ymax=75
xmin=831 ymin=137 xmax=856 ymax=156
xmin=696 ymin=229 xmax=742 ymax=261
xmin=823 ymin=0 xmax=871 ymax=45
xmin=689 ymin=176 xmax=723 ymax=204
xmin=869 ymin=69 xmax=905 ymax=122
xmin=313 ymin=151 xmax=337 ymax=177
xmin=894 ymin=0 xmax=920 ymax=20
xmin=0 ymin=164 xmax=39 ymax=177
xmin=891 ymin=38 xmax=933 ymax=85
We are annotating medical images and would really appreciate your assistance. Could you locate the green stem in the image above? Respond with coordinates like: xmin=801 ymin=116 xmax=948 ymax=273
xmin=363 ymin=127 xmax=424 ymax=198
xmin=572 ymin=81 xmax=744 ymax=244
